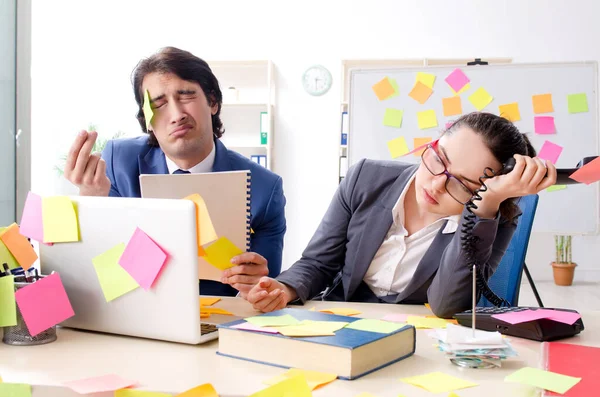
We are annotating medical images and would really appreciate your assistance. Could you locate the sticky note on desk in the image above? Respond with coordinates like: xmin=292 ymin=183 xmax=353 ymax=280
xmin=264 ymin=369 xmax=336 ymax=391
xmin=119 ymin=228 xmax=169 ymax=290
xmin=568 ymin=93 xmax=588 ymax=113
xmin=534 ymin=116 xmax=556 ymax=134
xmin=64 ymin=374 xmax=138 ymax=394
xmin=505 ymin=367 xmax=581 ymax=394
xmin=538 ymin=140 xmax=563 ymax=164
xmin=400 ymin=372 xmax=478 ymax=393
xmin=0 ymin=275 xmax=17 ymax=327
xmin=232 ymin=322 xmax=280 ymax=334
xmin=345 ymin=318 xmax=406 ymax=334
xmin=409 ymin=81 xmax=433 ymax=104
xmin=0 ymin=383 xmax=31 ymax=396
xmin=372 ymin=77 xmax=395 ymax=101
xmin=92 ymin=243 xmax=139 ymax=302
xmin=382 ymin=313 xmax=410 ymax=323
xmin=19 ymin=192 xmax=46 ymax=243
xmin=115 ymin=389 xmax=172 ymax=397
xmin=200 ymin=307 xmax=233 ymax=316
xmin=319 ymin=307 xmax=361 ymax=316
xmin=203 ymin=236 xmax=244 ymax=270
xmin=250 ymin=374 xmax=312 ymax=397
xmin=41 ymin=196 xmax=79 ymax=243
xmin=245 ymin=314 xmax=300 ymax=327
xmin=176 ymin=383 xmax=219 ymax=397
xmin=445 ymin=68 xmax=470 ymax=93
xmin=569 ymin=156 xmax=600 ymax=184
xmin=199 ymin=297 xmax=221 ymax=306
xmin=407 ymin=316 xmax=448 ymax=329
xmin=184 ymin=193 xmax=218 ymax=248
xmin=0 ymin=223 xmax=37 ymax=270
xmin=468 ymin=87 xmax=493 ymax=111
xmin=15 ymin=273 xmax=74 ymax=337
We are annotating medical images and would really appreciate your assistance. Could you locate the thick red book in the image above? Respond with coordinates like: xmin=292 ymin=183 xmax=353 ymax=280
xmin=543 ymin=342 xmax=600 ymax=396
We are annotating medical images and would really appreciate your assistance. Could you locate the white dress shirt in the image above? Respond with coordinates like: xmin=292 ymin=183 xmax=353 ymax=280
xmin=363 ymin=174 xmax=460 ymax=297
xmin=165 ymin=143 xmax=216 ymax=174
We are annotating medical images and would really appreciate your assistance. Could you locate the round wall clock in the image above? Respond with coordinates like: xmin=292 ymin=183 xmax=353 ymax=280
xmin=302 ymin=65 xmax=332 ymax=96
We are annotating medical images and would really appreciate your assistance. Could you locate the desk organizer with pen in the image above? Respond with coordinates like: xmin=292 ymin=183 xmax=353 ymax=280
xmin=2 ymin=275 xmax=57 ymax=346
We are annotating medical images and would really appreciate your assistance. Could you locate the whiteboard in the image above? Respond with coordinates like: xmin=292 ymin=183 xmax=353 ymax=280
xmin=348 ymin=63 xmax=599 ymax=234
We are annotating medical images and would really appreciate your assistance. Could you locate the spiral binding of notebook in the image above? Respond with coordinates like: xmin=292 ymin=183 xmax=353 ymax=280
xmin=245 ymin=171 xmax=252 ymax=252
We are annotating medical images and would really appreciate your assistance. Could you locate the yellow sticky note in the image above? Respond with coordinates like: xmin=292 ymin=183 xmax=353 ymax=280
xmin=468 ymin=87 xmax=493 ymax=111
xmin=319 ymin=308 xmax=361 ymax=316
xmin=417 ymin=110 xmax=438 ymax=130
xmin=532 ymin=93 xmax=554 ymax=114
xmin=547 ymin=184 xmax=567 ymax=192
xmin=400 ymin=372 xmax=478 ymax=393
xmin=184 ymin=194 xmax=218 ymax=248
xmin=345 ymin=318 xmax=406 ymax=334
xmin=372 ymin=77 xmax=395 ymax=101
xmin=416 ymin=72 xmax=436 ymax=89
xmin=407 ymin=316 xmax=448 ymax=329
xmin=505 ymin=367 xmax=581 ymax=395
xmin=0 ymin=223 xmax=37 ymax=271
xmin=499 ymin=103 xmax=521 ymax=122
xmin=143 ymin=90 xmax=154 ymax=130
xmin=299 ymin=320 xmax=348 ymax=332
xmin=383 ymin=108 xmax=403 ymax=128
xmin=413 ymin=137 xmax=432 ymax=157
xmin=203 ymin=237 xmax=243 ymax=270
xmin=199 ymin=297 xmax=221 ymax=307
xmin=450 ymin=82 xmax=471 ymax=96
xmin=175 ymin=383 xmax=218 ymax=397
xmin=0 ymin=275 xmax=17 ymax=327
xmin=0 ymin=383 xmax=31 ymax=396
xmin=250 ymin=375 xmax=311 ymax=397
xmin=448 ymin=393 xmax=461 ymax=397
xmin=424 ymin=303 xmax=431 ymax=310
xmin=442 ymin=96 xmax=463 ymax=116
xmin=245 ymin=314 xmax=300 ymax=327
xmin=354 ymin=394 xmax=379 ymax=397
xmin=200 ymin=307 xmax=233 ymax=316
xmin=387 ymin=136 xmax=409 ymax=159
xmin=264 ymin=369 xmax=336 ymax=391
xmin=41 ymin=196 xmax=79 ymax=243
xmin=92 ymin=243 xmax=139 ymax=302
xmin=115 ymin=389 xmax=172 ymax=397
xmin=409 ymin=81 xmax=433 ymax=104
xmin=0 ymin=238 xmax=19 ymax=269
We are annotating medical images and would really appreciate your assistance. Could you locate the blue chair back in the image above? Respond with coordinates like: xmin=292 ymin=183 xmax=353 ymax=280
xmin=478 ymin=194 xmax=539 ymax=307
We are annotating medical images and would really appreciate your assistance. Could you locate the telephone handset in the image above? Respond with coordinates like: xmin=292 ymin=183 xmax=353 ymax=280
xmin=500 ymin=155 xmax=598 ymax=184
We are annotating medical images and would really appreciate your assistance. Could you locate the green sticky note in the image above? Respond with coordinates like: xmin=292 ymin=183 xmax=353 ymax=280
xmin=383 ymin=109 xmax=403 ymax=128
xmin=245 ymin=314 xmax=300 ymax=327
xmin=417 ymin=110 xmax=438 ymax=129
xmin=468 ymin=87 xmax=493 ymax=111
xmin=400 ymin=372 xmax=478 ymax=393
xmin=388 ymin=78 xmax=400 ymax=98
xmin=0 ymin=383 xmax=32 ymax=397
xmin=203 ymin=237 xmax=244 ymax=271
xmin=568 ymin=93 xmax=588 ymax=113
xmin=345 ymin=318 xmax=406 ymax=334
xmin=115 ymin=389 xmax=172 ymax=397
xmin=143 ymin=89 xmax=154 ymax=130
xmin=546 ymin=185 xmax=567 ymax=192
xmin=387 ymin=136 xmax=409 ymax=159
xmin=92 ymin=243 xmax=139 ymax=302
xmin=0 ymin=238 xmax=19 ymax=269
xmin=0 ymin=275 xmax=17 ymax=327
xmin=505 ymin=367 xmax=581 ymax=394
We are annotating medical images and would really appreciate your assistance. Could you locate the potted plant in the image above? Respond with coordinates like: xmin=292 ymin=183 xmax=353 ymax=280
xmin=552 ymin=235 xmax=576 ymax=286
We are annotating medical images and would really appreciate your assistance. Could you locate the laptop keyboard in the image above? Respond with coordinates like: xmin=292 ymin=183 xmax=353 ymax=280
xmin=201 ymin=323 xmax=218 ymax=335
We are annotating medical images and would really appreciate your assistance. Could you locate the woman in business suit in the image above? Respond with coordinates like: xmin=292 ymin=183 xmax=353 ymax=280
xmin=243 ymin=112 xmax=557 ymax=317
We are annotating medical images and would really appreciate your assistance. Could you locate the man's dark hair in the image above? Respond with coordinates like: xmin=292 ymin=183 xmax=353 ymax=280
xmin=131 ymin=47 xmax=224 ymax=146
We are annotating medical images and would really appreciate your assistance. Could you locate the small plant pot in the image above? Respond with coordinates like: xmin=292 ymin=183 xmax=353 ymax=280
xmin=551 ymin=262 xmax=576 ymax=286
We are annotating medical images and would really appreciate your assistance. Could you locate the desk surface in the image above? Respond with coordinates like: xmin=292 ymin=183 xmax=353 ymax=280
xmin=1 ymin=298 xmax=598 ymax=397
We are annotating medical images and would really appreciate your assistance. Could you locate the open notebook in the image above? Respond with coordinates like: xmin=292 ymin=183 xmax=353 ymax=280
xmin=140 ymin=171 xmax=251 ymax=281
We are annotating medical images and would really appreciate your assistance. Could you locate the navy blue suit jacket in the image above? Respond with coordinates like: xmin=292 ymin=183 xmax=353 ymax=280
xmin=101 ymin=136 xmax=286 ymax=296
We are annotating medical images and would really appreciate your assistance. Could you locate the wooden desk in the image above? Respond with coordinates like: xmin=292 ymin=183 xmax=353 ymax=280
xmin=0 ymin=298 xmax=598 ymax=397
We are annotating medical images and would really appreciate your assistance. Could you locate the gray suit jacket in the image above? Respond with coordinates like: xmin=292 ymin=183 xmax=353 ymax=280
xmin=277 ymin=159 xmax=518 ymax=318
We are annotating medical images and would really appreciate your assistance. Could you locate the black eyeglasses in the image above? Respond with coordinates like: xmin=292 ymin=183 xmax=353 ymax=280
xmin=421 ymin=144 xmax=475 ymax=205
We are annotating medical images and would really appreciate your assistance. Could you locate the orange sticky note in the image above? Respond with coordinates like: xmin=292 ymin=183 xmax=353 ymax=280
xmin=532 ymin=94 xmax=554 ymax=114
xmin=200 ymin=307 xmax=233 ymax=316
xmin=409 ymin=81 xmax=433 ymax=104
xmin=499 ymin=103 xmax=521 ymax=122
xmin=199 ymin=297 xmax=221 ymax=307
xmin=176 ymin=383 xmax=219 ymax=397
xmin=372 ymin=77 xmax=395 ymax=100
xmin=184 ymin=193 xmax=218 ymax=254
xmin=413 ymin=137 xmax=432 ymax=157
xmin=0 ymin=223 xmax=37 ymax=270
xmin=442 ymin=96 xmax=462 ymax=117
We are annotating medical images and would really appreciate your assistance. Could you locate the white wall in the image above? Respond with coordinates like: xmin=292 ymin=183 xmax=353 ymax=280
xmin=30 ymin=0 xmax=600 ymax=283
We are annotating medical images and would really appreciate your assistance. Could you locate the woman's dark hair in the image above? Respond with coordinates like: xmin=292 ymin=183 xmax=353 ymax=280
xmin=131 ymin=47 xmax=225 ymax=146
xmin=447 ymin=112 xmax=537 ymax=221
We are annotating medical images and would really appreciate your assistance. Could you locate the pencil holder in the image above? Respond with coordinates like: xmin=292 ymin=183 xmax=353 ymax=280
xmin=2 ymin=280 xmax=57 ymax=346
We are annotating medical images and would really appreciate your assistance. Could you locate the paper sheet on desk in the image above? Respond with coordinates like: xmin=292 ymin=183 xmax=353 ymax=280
xmin=505 ymin=367 xmax=581 ymax=394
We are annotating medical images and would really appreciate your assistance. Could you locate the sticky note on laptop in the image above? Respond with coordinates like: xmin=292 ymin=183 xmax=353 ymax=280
xmin=203 ymin=237 xmax=243 ymax=270
xmin=119 ymin=228 xmax=169 ymax=290
xmin=92 ymin=243 xmax=139 ymax=302
xmin=41 ymin=196 xmax=79 ymax=243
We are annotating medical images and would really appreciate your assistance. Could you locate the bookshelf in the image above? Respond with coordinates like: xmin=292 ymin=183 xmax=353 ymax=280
xmin=338 ymin=58 xmax=512 ymax=183
xmin=209 ymin=60 xmax=275 ymax=170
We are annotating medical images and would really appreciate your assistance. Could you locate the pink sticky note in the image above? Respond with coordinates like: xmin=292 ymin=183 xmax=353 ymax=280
xmin=15 ymin=273 xmax=74 ymax=336
xmin=63 ymin=374 xmax=137 ymax=394
xmin=537 ymin=309 xmax=581 ymax=325
xmin=538 ymin=141 xmax=563 ymax=164
xmin=232 ymin=322 xmax=280 ymax=334
xmin=445 ymin=68 xmax=470 ymax=93
xmin=382 ymin=313 xmax=411 ymax=323
xmin=570 ymin=156 xmax=600 ymax=185
xmin=491 ymin=309 xmax=550 ymax=324
xmin=118 ymin=228 xmax=169 ymax=290
xmin=19 ymin=192 xmax=52 ymax=246
xmin=534 ymin=116 xmax=556 ymax=134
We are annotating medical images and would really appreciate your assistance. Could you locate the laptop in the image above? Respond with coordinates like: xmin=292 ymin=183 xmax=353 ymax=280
xmin=40 ymin=196 xmax=237 ymax=344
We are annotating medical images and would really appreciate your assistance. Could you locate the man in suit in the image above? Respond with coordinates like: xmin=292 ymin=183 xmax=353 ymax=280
xmin=63 ymin=47 xmax=286 ymax=297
